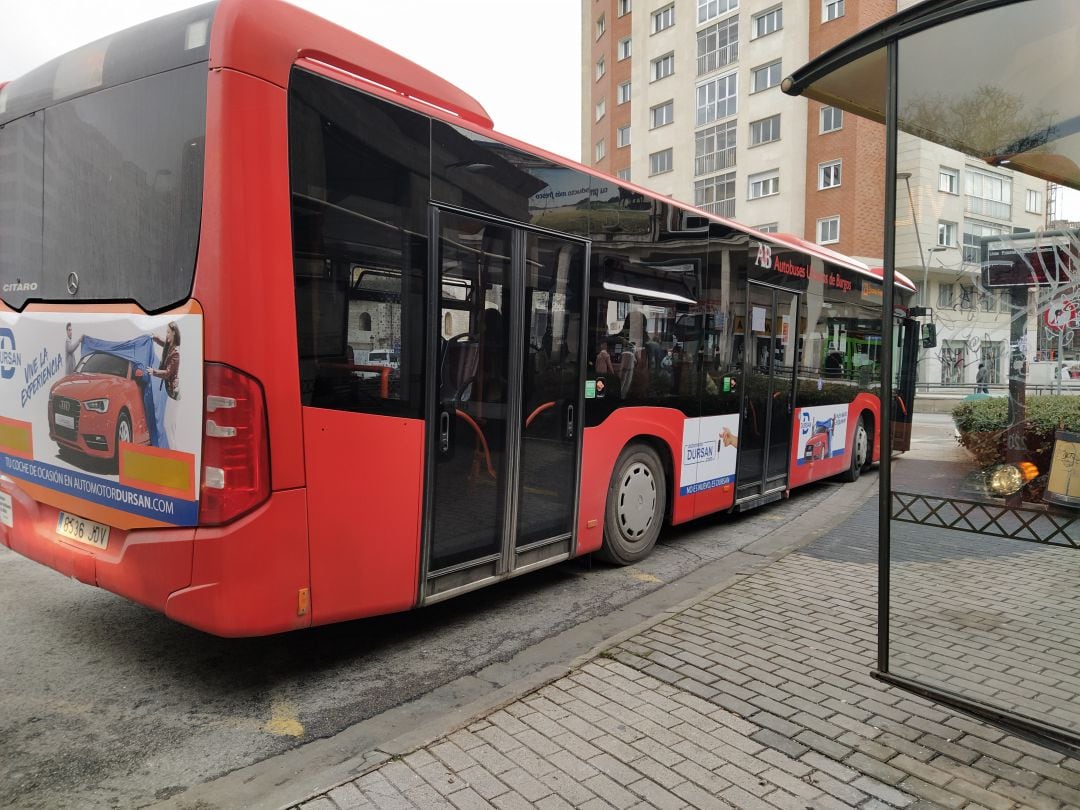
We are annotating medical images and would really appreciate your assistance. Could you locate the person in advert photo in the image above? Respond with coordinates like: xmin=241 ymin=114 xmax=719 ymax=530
xmin=64 ymin=322 xmax=84 ymax=374
xmin=149 ymin=322 xmax=181 ymax=448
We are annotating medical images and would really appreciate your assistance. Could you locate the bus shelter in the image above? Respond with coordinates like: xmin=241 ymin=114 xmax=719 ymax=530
xmin=785 ymin=0 xmax=1080 ymax=751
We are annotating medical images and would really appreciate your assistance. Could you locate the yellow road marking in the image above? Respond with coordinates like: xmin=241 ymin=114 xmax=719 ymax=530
xmin=264 ymin=699 xmax=304 ymax=737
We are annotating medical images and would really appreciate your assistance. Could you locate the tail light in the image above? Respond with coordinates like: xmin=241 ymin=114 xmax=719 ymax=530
xmin=199 ymin=363 xmax=270 ymax=526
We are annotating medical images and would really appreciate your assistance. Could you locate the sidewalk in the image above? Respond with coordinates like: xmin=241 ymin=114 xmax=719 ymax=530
xmin=288 ymin=493 xmax=1080 ymax=810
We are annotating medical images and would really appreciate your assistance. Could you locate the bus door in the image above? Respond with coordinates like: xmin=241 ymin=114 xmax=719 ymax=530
xmin=735 ymin=283 xmax=799 ymax=504
xmin=892 ymin=314 xmax=919 ymax=452
xmin=423 ymin=208 xmax=587 ymax=602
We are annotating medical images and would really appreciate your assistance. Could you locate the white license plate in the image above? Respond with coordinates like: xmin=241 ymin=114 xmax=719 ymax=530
xmin=56 ymin=511 xmax=110 ymax=549
xmin=54 ymin=413 xmax=75 ymax=429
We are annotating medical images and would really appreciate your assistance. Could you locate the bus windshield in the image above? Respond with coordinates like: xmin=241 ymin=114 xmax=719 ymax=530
xmin=0 ymin=9 xmax=211 ymax=312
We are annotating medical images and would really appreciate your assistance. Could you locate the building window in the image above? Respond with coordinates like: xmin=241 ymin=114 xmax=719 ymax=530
xmin=1027 ymin=188 xmax=1043 ymax=214
xmin=962 ymin=218 xmax=1007 ymax=263
xmin=595 ymin=98 xmax=606 ymax=122
xmin=752 ymin=6 xmax=782 ymax=38
xmin=696 ymin=72 xmax=738 ymax=126
xmin=618 ymin=37 xmax=632 ymax=60
xmin=618 ymin=81 xmax=632 ymax=105
xmin=695 ymin=120 xmax=737 ymax=176
xmin=822 ymin=0 xmax=844 ymax=22
xmin=749 ymin=114 xmax=780 ymax=146
xmin=820 ymin=106 xmax=843 ymax=133
xmin=817 ymin=216 xmax=840 ymax=244
xmin=698 ymin=0 xmax=739 ymax=25
xmin=650 ymin=100 xmax=674 ymax=129
xmin=938 ymin=220 xmax=957 ymax=247
xmin=939 ymin=166 xmax=959 ymax=194
xmin=596 ymin=56 xmax=606 ymax=80
xmin=695 ymin=171 xmax=736 ymax=217
xmin=697 ymin=17 xmax=738 ymax=75
xmin=938 ymin=282 xmax=955 ymax=308
xmin=649 ymin=148 xmax=673 ymax=176
xmin=617 ymin=125 xmax=631 ymax=148
xmin=618 ymin=0 xmax=632 ymax=16
xmin=748 ymin=169 xmax=779 ymax=199
xmin=754 ymin=222 xmax=779 ymax=233
xmin=617 ymin=167 xmax=631 ymax=181
xmin=651 ymin=52 xmax=675 ymax=82
xmin=818 ymin=160 xmax=842 ymax=190
xmin=965 ymin=167 xmax=1011 ymax=219
xmin=751 ymin=61 xmax=782 ymax=93
xmin=595 ymin=139 xmax=606 ymax=162
xmin=596 ymin=14 xmax=606 ymax=38
xmin=652 ymin=4 xmax=675 ymax=33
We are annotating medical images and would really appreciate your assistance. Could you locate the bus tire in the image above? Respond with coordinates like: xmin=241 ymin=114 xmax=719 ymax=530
xmin=598 ymin=443 xmax=666 ymax=565
xmin=840 ymin=416 xmax=868 ymax=483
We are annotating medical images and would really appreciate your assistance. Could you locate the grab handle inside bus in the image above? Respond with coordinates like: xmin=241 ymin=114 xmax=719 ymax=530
xmin=439 ymin=410 xmax=450 ymax=452
xmin=566 ymin=403 xmax=574 ymax=440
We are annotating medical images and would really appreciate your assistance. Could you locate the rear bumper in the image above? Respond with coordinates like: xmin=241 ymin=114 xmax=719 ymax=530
xmin=0 ymin=475 xmax=194 ymax=611
xmin=0 ymin=478 xmax=310 ymax=637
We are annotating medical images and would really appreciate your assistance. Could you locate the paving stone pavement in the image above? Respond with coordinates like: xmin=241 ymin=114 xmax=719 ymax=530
xmin=293 ymin=497 xmax=1080 ymax=809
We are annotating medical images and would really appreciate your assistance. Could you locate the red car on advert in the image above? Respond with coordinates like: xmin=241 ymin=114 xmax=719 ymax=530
xmin=48 ymin=351 xmax=151 ymax=469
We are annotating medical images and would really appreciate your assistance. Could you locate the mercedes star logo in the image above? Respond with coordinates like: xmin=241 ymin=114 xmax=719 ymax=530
xmin=66 ymin=272 xmax=80 ymax=295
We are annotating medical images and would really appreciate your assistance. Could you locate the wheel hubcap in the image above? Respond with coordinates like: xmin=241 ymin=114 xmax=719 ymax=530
xmin=855 ymin=425 xmax=867 ymax=467
xmin=618 ymin=462 xmax=656 ymax=539
xmin=119 ymin=423 xmax=131 ymax=443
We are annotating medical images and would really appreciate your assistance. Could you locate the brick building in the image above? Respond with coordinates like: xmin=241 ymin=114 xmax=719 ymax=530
xmin=582 ymin=0 xmax=1052 ymax=388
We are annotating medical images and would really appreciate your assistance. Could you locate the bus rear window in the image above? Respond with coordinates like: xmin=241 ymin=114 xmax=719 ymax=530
xmin=0 ymin=62 xmax=206 ymax=311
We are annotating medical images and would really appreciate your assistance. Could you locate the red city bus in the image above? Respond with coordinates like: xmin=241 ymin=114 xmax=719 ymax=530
xmin=0 ymin=0 xmax=919 ymax=636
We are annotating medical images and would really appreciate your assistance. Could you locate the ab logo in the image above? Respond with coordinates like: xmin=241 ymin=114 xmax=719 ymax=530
xmin=756 ymin=243 xmax=773 ymax=270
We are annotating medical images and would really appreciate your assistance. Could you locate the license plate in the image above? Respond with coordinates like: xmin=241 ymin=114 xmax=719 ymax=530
xmin=55 ymin=413 xmax=75 ymax=429
xmin=56 ymin=511 xmax=110 ymax=549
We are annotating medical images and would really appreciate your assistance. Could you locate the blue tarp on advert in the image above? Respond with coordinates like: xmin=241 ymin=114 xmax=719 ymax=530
xmin=81 ymin=335 xmax=169 ymax=449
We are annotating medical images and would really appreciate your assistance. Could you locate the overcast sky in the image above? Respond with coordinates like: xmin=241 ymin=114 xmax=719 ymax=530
xmin=3 ymin=1 xmax=1076 ymax=223
xmin=0 ymin=0 xmax=584 ymax=162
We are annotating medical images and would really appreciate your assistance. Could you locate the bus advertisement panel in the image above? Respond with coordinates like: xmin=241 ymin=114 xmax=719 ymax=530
xmin=680 ymin=415 xmax=741 ymax=496
xmin=0 ymin=311 xmax=202 ymax=528
xmin=797 ymin=404 xmax=849 ymax=465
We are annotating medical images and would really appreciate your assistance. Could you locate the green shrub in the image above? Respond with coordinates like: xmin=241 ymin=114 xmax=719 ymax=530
xmin=952 ymin=394 xmax=1080 ymax=471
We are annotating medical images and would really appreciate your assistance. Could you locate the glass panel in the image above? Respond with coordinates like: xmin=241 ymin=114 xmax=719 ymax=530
xmin=766 ymin=290 xmax=797 ymax=483
xmin=516 ymin=235 xmax=585 ymax=547
xmin=290 ymin=68 xmax=429 ymax=418
xmin=883 ymin=5 xmax=1080 ymax=740
xmin=1 ymin=63 xmax=207 ymax=310
xmin=430 ymin=213 xmax=513 ymax=571
xmin=735 ymin=283 xmax=781 ymax=499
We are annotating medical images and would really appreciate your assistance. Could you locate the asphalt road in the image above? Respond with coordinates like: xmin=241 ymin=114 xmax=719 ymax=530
xmin=0 ymin=472 xmax=857 ymax=809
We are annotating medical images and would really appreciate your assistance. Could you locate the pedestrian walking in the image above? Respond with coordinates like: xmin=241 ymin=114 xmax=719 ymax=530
xmin=976 ymin=362 xmax=989 ymax=393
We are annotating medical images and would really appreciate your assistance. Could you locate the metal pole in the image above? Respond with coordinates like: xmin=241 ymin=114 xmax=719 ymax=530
xmin=878 ymin=39 xmax=900 ymax=676
xmin=1058 ymin=327 xmax=1064 ymax=395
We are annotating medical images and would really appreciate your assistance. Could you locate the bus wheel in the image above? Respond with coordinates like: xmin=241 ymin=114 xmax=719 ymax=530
xmin=841 ymin=416 xmax=868 ymax=483
xmin=598 ymin=443 xmax=666 ymax=565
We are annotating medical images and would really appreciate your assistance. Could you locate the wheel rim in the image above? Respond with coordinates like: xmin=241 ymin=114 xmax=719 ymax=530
xmin=118 ymin=421 xmax=131 ymax=443
xmin=617 ymin=462 xmax=656 ymax=539
xmin=854 ymin=424 xmax=868 ymax=468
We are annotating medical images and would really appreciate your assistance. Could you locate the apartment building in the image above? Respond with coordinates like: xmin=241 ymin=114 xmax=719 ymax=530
xmin=582 ymin=0 xmax=1053 ymax=389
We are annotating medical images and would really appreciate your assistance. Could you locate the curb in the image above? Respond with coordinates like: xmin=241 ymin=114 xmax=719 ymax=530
xmin=159 ymin=471 xmax=880 ymax=810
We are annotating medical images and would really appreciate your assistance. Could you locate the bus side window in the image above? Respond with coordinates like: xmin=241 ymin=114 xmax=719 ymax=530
xmin=288 ymin=68 xmax=429 ymax=418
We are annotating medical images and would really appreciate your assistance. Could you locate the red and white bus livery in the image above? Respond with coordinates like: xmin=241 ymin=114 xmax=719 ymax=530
xmin=0 ymin=0 xmax=919 ymax=636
